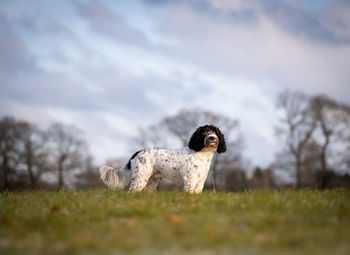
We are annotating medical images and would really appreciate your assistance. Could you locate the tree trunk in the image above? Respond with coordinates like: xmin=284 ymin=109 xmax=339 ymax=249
xmin=27 ymin=157 xmax=35 ymax=189
xmin=295 ymin=154 xmax=302 ymax=188
xmin=320 ymin=134 xmax=330 ymax=189
xmin=57 ymin=155 xmax=66 ymax=189
xmin=26 ymin=142 xmax=36 ymax=189
xmin=1 ymin=154 xmax=9 ymax=191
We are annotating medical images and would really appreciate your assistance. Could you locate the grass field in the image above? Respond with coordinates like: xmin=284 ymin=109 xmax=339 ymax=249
xmin=0 ymin=189 xmax=349 ymax=255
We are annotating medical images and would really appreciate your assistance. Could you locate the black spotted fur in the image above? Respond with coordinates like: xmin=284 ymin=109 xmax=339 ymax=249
xmin=127 ymin=150 xmax=143 ymax=169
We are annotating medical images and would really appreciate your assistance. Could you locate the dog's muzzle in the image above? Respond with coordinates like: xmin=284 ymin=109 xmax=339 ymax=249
xmin=205 ymin=134 xmax=218 ymax=148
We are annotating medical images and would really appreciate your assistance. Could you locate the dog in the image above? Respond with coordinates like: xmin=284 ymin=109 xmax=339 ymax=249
xmin=99 ymin=125 xmax=226 ymax=193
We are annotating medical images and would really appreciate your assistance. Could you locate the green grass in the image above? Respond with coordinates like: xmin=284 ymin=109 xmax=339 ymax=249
xmin=0 ymin=189 xmax=349 ymax=255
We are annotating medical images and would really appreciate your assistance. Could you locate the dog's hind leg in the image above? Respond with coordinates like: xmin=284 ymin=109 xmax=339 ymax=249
xmin=128 ymin=165 xmax=152 ymax=192
xmin=144 ymin=172 xmax=163 ymax=192
xmin=128 ymin=177 xmax=148 ymax=192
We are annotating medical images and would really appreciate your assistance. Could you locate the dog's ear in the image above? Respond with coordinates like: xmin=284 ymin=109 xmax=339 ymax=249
xmin=188 ymin=126 xmax=205 ymax=152
xmin=213 ymin=126 xmax=226 ymax=154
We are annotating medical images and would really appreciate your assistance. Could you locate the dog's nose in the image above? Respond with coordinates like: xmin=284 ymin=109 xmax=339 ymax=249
xmin=208 ymin=136 xmax=216 ymax=141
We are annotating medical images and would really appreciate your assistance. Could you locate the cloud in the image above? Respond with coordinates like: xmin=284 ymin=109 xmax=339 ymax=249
xmin=147 ymin=0 xmax=350 ymax=102
xmin=0 ymin=14 xmax=38 ymax=75
xmin=72 ymin=0 xmax=350 ymax=104
xmin=75 ymin=0 xmax=153 ymax=48
xmin=17 ymin=12 xmax=73 ymax=36
xmin=261 ymin=0 xmax=350 ymax=45
xmin=1 ymin=0 xmax=349 ymax=166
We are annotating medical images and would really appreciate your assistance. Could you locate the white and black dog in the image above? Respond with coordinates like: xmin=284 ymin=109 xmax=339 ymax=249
xmin=99 ymin=125 xmax=226 ymax=193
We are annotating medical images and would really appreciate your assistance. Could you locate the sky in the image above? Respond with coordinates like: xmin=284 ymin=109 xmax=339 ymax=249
xmin=1 ymin=0 xmax=350 ymax=167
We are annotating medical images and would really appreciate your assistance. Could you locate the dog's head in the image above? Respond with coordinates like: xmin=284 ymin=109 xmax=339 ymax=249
xmin=188 ymin=125 xmax=226 ymax=153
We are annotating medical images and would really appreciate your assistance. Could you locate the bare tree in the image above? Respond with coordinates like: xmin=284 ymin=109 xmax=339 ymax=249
xmin=300 ymin=139 xmax=322 ymax=187
xmin=0 ymin=117 xmax=53 ymax=190
xmin=16 ymin=121 xmax=52 ymax=189
xmin=310 ymin=95 xmax=350 ymax=187
xmin=276 ymin=90 xmax=316 ymax=188
xmin=0 ymin=117 xmax=22 ymax=191
xmin=48 ymin=123 xmax=88 ymax=189
xmin=162 ymin=109 xmax=228 ymax=146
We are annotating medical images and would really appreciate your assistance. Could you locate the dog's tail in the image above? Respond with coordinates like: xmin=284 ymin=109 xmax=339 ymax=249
xmin=99 ymin=166 xmax=131 ymax=190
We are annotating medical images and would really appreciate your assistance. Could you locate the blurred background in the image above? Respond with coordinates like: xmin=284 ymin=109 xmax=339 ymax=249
xmin=1 ymin=0 xmax=349 ymax=191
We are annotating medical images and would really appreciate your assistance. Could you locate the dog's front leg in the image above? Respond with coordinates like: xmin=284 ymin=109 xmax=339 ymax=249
xmin=183 ymin=183 xmax=195 ymax=193
xmin=193 ymin=179 xmax=205 ymax=194
xmin=183 ymin=174 xmax=196 ymax=193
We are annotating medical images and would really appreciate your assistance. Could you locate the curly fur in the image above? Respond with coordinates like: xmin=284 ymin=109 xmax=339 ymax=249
xmin=99 ymin=125 xmax=226 ymax=193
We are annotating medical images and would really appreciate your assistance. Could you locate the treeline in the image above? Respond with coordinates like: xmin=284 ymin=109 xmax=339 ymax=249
xmin=274 ymin=90 xmax=350 ymax=188
xmin=0 ymin=118 xmax=101 ymax=191
xmin=1 ymin=89 xmax=350 ymax=191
